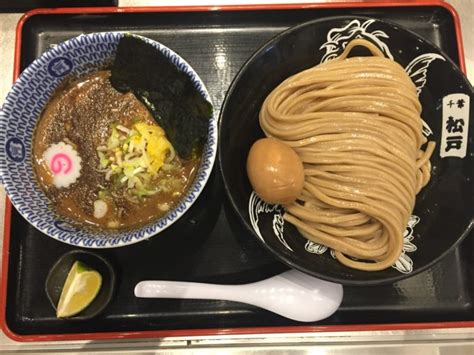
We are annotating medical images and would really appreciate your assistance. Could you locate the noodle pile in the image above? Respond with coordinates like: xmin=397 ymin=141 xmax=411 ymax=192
xmin=259 ymin=39 xmax=435 ymax=271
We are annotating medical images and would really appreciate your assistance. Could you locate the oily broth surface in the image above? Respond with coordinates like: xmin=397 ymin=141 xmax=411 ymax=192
xmin=33 ymin=70 xmax=199 ymax=230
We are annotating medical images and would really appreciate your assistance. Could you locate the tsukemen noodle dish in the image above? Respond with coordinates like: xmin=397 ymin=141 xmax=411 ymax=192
xmin=33 ymin=36 xmax=213 ymax=230
xmin=247 ymin=39 xmax=435 ymax=272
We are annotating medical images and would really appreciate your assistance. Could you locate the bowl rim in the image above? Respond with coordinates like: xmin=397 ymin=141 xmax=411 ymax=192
xmin=218 ymin=15 xmax=474 ymax=285
xmin=0 ymin=31 xmax=218 ymax=249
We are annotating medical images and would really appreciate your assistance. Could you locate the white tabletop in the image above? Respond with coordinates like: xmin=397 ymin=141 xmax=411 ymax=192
xmin=0 ymin=1 xmax=473 ymax=353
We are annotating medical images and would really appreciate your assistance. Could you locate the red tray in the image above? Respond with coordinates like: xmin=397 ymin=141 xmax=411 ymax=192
xmin=1 ymin=1 xmax=473 ymax=342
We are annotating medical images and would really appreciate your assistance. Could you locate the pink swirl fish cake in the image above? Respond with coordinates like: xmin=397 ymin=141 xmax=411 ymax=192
xmin=43 ymin=142 xmax=82 ymax=188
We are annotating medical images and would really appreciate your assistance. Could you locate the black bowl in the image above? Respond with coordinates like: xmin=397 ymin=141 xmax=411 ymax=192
xmin=219 ymin=16 xmax=474 ymax=286
xmin=45 ymin=250 xmax=115 ymax=320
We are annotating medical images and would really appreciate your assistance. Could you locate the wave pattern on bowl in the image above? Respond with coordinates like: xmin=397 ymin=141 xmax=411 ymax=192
xmin=0 ymin=32 xmax=217 ymax=248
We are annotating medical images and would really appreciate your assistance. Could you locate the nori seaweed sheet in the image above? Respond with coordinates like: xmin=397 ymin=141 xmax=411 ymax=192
xmin=110 ymin=35 xmax=213 ymax=159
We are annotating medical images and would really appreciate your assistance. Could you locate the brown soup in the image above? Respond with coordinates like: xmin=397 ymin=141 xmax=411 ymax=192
xmin=33 ymin=71 xmax=199 ymax=230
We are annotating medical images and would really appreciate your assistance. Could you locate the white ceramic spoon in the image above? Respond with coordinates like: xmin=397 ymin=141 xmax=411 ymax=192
xmin=134 ymin=270 xmax=343 ymax=322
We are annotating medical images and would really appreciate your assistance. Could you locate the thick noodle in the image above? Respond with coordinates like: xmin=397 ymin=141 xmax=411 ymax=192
xmin=259 ymin=39 xmax=435 ymax=271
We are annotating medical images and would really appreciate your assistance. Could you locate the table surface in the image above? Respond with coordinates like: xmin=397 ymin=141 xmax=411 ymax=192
xmin=0 ymin=0 xmax=473 ymax=353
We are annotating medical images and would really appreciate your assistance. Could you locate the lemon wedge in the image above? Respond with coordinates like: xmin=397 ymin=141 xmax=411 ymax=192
xmin=56 ymin=261 xmax=102 ymax=318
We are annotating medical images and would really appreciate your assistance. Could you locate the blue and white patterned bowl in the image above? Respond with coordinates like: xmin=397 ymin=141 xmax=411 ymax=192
xmin=0 ymin=32 xmax=217 ymax=248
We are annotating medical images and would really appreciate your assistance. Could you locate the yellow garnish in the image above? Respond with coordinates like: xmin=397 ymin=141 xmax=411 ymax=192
xmin=147 ymin=135 xmax=171 ymax=175
xmin=97 ymin=121 xmax=172 ymax=197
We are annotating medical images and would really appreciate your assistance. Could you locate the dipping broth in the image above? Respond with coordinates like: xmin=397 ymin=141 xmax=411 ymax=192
xmin=33 ymin=71 xmax=199 ymax=230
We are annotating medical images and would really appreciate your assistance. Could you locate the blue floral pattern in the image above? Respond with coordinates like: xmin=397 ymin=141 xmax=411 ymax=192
xmin=0 ymin=32 xmax=217 ymax=248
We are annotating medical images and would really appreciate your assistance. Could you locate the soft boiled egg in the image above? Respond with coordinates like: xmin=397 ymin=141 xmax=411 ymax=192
xmin=246 ymin=138 xmax=304 ymax=205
